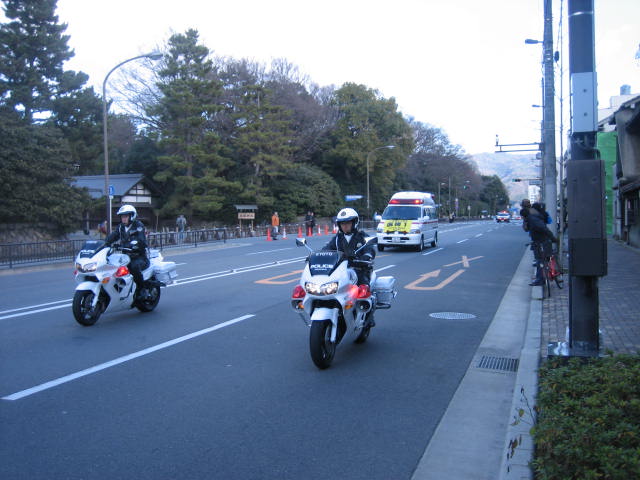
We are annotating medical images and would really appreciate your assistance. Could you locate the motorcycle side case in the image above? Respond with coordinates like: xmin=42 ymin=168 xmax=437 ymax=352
xmin=373 ymin=276 xmax=396 ymax=308
xmin=154 ymin=261 xmax=178 ymax=285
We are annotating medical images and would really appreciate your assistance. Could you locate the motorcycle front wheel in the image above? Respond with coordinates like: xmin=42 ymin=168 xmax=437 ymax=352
xmin=72 ymin=290 xmax=102 ymax=326
xmin=309 ymin=320 xmax=336 ymax=369
xmin=135 ymin=285 xmax=161 ymax=312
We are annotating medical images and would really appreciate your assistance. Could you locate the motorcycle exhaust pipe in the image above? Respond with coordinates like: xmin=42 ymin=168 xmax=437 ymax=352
xmin=355 ymin=300 xmax=372 ymax=313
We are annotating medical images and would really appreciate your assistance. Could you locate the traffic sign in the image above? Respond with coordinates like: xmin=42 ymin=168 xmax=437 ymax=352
xmin=108 ymin=184 xmax=115 ymax=196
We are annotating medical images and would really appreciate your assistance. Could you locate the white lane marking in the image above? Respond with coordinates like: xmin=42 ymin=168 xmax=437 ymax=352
xmin=0 ymin=257 xmax=307 ymax=321
xmin=457 ymin=239 xmax=469 ymax=243
xmin=2 ymin=314 xmax=255 ymax=401
xmin=0 ymin=299 xmax=70 ymax=315
xmin=247 ymin=248 xmax=293 ymax=255
xmin=0 ymin=303 xmax=70 ymax=320
xmin=475 ymin=234 xmax=483 ymax=238
xmin=422 ymin=248 xmax=444 ymax=256
xmin=374 ymin=265 xmax=395 ymax=273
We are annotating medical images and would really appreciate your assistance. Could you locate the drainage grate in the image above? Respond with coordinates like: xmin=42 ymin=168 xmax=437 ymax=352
xmin=477 ymin=355 xmax=519 ymax=372
xmin=429 ymin=312 xmax=477 ymax=320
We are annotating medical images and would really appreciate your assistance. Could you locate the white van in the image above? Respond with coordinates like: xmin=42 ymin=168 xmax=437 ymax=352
xmin=376 ymin=191 xmax=438 ymax=251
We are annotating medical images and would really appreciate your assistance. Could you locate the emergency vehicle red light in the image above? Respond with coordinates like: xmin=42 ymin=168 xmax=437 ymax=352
xmin=389 ymin=199 xmax=422 ymax=205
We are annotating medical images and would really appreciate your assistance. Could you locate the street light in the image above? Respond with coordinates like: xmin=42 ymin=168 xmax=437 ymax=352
xmin=366 ymin=145 xmax=395 ymax=215
xmin=103 ymin=52 xmax=162 ymax=233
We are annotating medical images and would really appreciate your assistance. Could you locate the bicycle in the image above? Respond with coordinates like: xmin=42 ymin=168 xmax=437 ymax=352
xmin=529 ymin=241 xmax=564 ymax=298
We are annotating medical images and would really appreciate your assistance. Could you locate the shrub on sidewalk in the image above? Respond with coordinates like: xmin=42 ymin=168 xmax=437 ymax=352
xmin=532 ymin=354 xmax=640 ymax=479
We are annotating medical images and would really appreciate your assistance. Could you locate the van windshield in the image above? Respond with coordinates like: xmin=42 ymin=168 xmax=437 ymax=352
xmin=382 ymin=205 xmax=421 ymax=220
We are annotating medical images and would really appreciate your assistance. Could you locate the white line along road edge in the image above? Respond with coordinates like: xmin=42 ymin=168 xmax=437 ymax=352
xmin=2 ymin=314 xmax=255 ymax=401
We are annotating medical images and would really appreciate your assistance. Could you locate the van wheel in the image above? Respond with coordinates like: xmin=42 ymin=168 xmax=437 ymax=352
xmin=430 ymin=234 xmax=438 ymax=248
xmin=416 ymin=235 xmax=424 ymax=252
xmin=378 ymin=245 xmax=385 ymax=251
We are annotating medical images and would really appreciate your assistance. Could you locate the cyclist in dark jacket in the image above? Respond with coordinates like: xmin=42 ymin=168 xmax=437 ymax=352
xmin=522 ymin=207 xmax=557 ymax=286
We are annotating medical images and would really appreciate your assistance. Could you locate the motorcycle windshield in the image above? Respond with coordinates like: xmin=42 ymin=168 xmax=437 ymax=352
xmin=308 ymin=251 xmax=343 ymax=276
xmin=78 ymin=240 xmax=105 ymax=258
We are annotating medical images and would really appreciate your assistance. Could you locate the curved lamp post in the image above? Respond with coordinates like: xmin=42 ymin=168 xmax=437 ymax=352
xmin=103 ymin=52 xmax=162 ymax=233
xmin=366 ymin=145 xmax=395 ymax=215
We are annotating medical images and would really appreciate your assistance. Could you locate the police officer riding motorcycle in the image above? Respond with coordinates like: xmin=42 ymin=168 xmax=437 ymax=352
xmin=104 ymin=205 xmax=151 ymax=299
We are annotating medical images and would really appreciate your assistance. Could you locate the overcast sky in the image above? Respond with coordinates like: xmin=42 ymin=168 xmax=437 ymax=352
xmin=50 ymin=0 xmax=640 ymax=154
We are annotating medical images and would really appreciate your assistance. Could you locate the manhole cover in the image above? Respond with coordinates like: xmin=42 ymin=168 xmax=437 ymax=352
xmin=429 ymin=312 xmax=477 ymax=320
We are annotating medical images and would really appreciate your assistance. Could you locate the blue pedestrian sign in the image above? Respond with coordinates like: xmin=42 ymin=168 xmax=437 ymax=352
xmin=344 ymin=195 xmax=363 ymax=202
xmin=108 ymin=185 xmax=114 ymax=196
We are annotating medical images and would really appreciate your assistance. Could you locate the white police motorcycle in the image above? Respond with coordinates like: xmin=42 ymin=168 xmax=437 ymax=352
xmin=72 ymin=240 xmax=177 ymax=326
xmin=291 ymin=236 xmax=396 ymax=369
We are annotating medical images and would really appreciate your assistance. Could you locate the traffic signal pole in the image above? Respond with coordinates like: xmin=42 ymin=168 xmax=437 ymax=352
xmin=562 ymin=0 xmax=607 ymax=357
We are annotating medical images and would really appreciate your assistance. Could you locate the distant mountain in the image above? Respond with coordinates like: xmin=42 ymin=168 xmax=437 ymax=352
xmin=470 ymin=152 xmax=541 ymax=203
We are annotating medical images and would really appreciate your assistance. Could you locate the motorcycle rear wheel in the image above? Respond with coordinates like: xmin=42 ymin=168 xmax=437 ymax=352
xmin=309 ymin=320 xmax=336 ymax=369
xmin=72 ymin=290 xmax=102 ymax=326
xmin=135 ymin=285 xmax=161 ymax=312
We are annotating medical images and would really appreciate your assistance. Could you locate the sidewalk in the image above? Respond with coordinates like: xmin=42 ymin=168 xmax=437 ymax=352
xmin=542 ymin=238 xmax=640 ymax=357
xmin=413 ymin=237 xmax=640 ymax=480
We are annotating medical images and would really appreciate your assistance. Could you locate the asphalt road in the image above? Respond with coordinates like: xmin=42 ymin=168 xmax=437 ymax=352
xmin=0 ymin=220 xmax=526 ymax=480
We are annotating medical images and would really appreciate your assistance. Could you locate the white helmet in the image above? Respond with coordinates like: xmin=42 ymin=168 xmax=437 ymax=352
xmin=336 ymin=207 xmax=359 ymax=229
xmin=116 ymin=204 xmax=137 ymax=221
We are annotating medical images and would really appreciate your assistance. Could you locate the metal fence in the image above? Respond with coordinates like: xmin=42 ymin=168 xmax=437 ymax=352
xmin=0 ymin=220 xmax=379 ymax=269
xmin=1 ymin=228 xmax=226 ymax=269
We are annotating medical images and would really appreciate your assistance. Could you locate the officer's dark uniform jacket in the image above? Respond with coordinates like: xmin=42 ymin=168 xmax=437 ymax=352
xmin=322 ymin=229 xmax=376 ymax=285
xmin=105 ymin=219 xmax=149 ymax=288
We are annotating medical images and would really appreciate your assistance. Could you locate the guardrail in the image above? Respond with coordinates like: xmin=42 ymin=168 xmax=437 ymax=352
xmin=0 ymin=228 xmax=227 ymax=269
xmin=0 ymin=220 xmax=389 ymax=269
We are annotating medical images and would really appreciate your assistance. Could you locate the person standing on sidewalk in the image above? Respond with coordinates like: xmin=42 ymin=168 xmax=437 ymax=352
xmin=176 ymin=214 xmax=187 ymax=244
xmin=271 ymin=211 xmax=280 ymax=240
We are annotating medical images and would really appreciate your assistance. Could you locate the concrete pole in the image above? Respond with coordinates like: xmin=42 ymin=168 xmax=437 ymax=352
xmin=543 ymin=0 xmax=557 ymax=235
xmin=566 ymin=0 xmax=607 ymax=357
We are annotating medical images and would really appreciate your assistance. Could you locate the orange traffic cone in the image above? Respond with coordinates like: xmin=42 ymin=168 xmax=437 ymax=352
xmin=324 ymin=225 xmax=329 ymax=235
xmin=317 ymin=225 xmax=322 ymax=236
xmin=298 ymin=226 xmax=303 ymax=238
xmin=308 ymin=227 xmax=313 ymax=236
xmin=266 ymin=228 xmax=272 ymax=241
xmin=282 ymin=226 xmax=287 ymax=239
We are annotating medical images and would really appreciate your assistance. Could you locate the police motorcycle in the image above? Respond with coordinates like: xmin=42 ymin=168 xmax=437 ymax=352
xmin=291 ymin=236 xmax=397 ymax=369
xmin=72 ymin=240 xmax=177 ymax=326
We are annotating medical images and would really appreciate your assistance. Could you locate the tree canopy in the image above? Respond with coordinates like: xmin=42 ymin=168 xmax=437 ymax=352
xmin=0 ymin=1 xmax=509 ymax=232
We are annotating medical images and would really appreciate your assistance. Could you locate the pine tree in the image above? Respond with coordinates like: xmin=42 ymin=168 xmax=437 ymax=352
xmin=0 ymin=0 xmax=84 ymax=123
xmin=149 ymin=29 xmax=240 ymax=219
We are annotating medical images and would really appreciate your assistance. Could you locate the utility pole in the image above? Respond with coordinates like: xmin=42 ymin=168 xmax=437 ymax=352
xmin=542 ymin=0 xmax=557 ymax=235
xmin=561 ymin=0 xmax=607 ymax=357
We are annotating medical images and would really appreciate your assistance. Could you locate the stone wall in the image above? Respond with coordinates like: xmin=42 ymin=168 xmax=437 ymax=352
xmin=0 ymin=223 xmax=61 ymax=245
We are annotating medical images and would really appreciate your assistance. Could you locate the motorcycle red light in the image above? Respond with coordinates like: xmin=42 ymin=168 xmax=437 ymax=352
xmin=115 ymin=266 xmax=129 ymax=277
xmin=292 ymin=285 xmax=306 ymax=298
xmin=356 ymin=284 xmax=371 ymax=299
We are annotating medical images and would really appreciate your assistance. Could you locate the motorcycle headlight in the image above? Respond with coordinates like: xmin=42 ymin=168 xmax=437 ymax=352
xmin=305 ymin=281 xmax=339 ymax=295
xmin=77 ymin=262 xmax=97 ymax=273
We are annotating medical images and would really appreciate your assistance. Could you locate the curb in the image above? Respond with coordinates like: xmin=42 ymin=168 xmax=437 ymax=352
xmin=498 ymin=286 xmax=542 ymax=479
